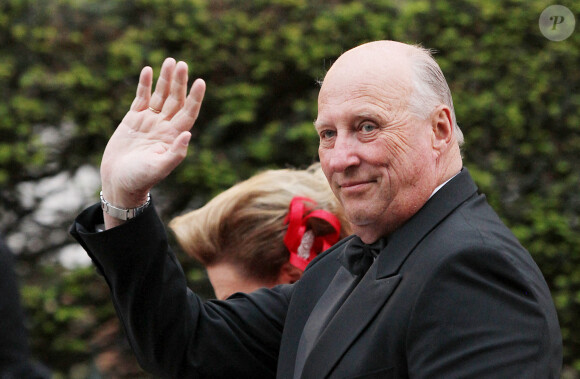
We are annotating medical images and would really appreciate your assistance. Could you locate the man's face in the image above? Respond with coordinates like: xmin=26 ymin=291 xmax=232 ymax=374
xmin=315 ymin=47 xmax=437 ymax=242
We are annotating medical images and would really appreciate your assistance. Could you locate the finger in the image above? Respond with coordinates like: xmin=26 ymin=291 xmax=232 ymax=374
xmin=130 ymin=66 xmax=153 ymax=111
xmin=159 ymin=131 xmax=192 ymax=176
xmin=161 ymin=61 xmax=189 ymax=119
xmin=169 ymin=131 xmax=192 ymax=156
xmin=149 ymin=57 xmax=176 ymax=113
xmin=172 ymin=78 xmax=206 ymax=132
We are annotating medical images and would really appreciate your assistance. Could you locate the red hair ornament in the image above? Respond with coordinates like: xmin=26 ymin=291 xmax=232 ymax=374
xmin=283 ymin=197 xmax=341 ymax=271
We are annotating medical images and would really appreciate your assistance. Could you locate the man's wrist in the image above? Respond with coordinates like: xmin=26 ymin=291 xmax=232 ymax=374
xmin=100 ymin=191 xmax=151 ymax=221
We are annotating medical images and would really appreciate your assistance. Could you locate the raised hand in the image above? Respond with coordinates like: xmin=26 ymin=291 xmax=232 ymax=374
xmin=100 ymin=58 xmax=205 ymax=228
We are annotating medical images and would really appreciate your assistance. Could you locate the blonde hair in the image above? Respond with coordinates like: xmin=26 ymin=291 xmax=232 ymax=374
xmin=169 ymin=163 xmax=350 ymax=282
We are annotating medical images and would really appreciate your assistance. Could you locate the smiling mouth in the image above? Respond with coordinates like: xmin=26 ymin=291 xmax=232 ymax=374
xmin=339 ymin=180 xmax=376 ymax=190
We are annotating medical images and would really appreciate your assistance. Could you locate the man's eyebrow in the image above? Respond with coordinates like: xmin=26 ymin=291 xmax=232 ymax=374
xmin=313 ymin=112 xmax=382 ymax=129
xmin=313 ymin=119 xmax=326 ymax=129
xmin=355 ymin=112 xmax=379 ymax=121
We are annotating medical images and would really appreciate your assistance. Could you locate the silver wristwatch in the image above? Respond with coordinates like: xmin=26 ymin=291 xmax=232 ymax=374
xmin=100 ymin=191 xmax=151 ymax=221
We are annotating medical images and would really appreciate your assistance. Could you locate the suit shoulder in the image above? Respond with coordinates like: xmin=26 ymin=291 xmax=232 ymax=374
xmin=415 ymin=195 xmax=552 ymax=304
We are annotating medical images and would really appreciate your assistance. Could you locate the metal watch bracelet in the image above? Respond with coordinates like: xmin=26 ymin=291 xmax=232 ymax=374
xmin=100 ymin=191 xmax=151 ymax=221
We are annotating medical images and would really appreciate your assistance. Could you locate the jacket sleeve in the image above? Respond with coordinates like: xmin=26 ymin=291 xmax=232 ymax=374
xmin=69 ymin=203 xmax=291 ymax=378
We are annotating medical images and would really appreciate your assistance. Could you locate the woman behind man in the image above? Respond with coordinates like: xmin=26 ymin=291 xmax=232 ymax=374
xmin=169 ymin=163 xmax=351 ymax=300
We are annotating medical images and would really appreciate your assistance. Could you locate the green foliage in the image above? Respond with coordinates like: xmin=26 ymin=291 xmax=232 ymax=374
xmin=20 ymin=265 xmax=116 ymax=374
xmin=2 ymin=0 xmax=579 ymax=375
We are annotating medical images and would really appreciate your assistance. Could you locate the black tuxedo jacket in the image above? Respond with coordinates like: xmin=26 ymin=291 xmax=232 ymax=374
xmin=70 ymin=169 xmax=562 ymax=378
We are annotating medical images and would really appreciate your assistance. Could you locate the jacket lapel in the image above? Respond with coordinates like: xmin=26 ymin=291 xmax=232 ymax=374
xmin=300 ymin=262 xmax=401 ymax=378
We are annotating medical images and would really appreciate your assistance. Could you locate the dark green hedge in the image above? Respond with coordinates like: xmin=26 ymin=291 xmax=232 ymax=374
xmin=1 ymin=0 xmax=578 ymax=376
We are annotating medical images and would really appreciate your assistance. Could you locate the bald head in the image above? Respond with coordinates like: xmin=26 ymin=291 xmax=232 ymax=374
xmin=325 ymin=40 xmax=417 ymax=77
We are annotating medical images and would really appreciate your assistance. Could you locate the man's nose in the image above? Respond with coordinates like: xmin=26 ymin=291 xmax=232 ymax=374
xmin=326 ymin=134 xmax=360 ymax=173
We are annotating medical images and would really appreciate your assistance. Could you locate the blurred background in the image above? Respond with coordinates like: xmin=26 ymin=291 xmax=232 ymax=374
xmin=0 ymin=0 xmax=578 ymax=377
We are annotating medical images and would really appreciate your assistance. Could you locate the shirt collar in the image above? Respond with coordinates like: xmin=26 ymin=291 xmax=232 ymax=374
xmin=429 ymin=171 xmax=461 ymax=199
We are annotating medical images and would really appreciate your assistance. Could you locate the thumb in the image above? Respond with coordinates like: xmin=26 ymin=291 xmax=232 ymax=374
xmin=170 ymin=131 xmax=192 ymax=158
xmin=157 ymin=131 xmax=191 ymax=179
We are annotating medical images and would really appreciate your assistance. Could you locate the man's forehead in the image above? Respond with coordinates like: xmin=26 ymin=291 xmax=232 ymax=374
xmin=318 ymin=61 xmax=412 ymax=109
xmin=315 ymin=81 xmax=410 ymax=126
xmin=319 ymin=80 xmax=410 ymax=102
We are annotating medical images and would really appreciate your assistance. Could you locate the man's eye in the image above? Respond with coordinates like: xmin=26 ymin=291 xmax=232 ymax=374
xmin=321 ymin=130 xmax=336 ymax=139
xmin=361 ymin=124 xmax=377 ymax=133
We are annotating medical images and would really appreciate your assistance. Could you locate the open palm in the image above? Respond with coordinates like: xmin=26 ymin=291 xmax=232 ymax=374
xmin=100 ymin=58 xmax=205 ymax=210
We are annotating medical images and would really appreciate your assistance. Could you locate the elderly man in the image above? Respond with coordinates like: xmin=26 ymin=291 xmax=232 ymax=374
xmin=71 ymin=41 xmax=562 ymax=378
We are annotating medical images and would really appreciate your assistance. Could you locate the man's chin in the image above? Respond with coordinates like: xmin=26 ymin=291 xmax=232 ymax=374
xmin=345 ymin=211 xmax=374 ymax=229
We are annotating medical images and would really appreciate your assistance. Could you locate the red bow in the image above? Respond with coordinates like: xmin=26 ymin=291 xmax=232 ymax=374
xmin=283 ymin=197 xmax=341 ymax=271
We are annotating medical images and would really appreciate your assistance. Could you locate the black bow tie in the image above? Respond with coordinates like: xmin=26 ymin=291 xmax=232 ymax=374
xmin=340 ymin=236 xmax=386 ymax=276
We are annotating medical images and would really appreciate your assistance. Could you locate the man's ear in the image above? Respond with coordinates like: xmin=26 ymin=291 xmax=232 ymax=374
xmin=431 ymin=105 xmax=454 ymax=152
xmin=277 ymin=262 xmax=303 ymax=284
